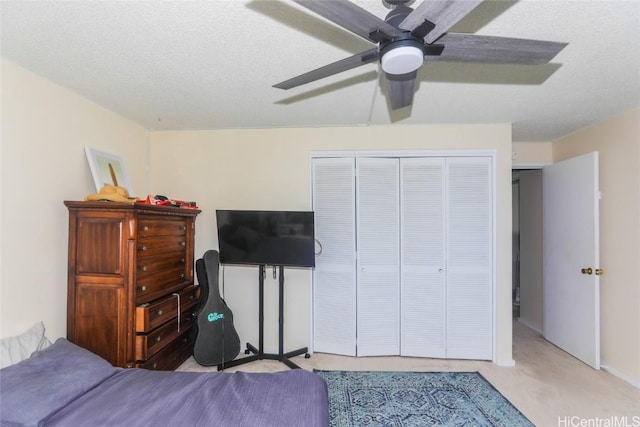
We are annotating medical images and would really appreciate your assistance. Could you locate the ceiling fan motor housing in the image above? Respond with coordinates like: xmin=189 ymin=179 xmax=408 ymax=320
xmin=379 ymin=3 xmax=436 ymax=75
xmin=380 ymin=35 xmax=426 ymax=75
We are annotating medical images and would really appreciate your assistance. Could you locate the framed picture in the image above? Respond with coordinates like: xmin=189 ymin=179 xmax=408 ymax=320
xmin=84 ymin=146 xmax=135 ymax=196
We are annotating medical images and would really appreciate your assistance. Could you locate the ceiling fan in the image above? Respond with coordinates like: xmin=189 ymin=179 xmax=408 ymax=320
xmin=273 ymin=0 xmax=568 ymax=110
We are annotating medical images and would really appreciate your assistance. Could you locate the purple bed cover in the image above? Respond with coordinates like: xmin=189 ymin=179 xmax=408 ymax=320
xmin=0 ymin=339 xmax=329 ymax=427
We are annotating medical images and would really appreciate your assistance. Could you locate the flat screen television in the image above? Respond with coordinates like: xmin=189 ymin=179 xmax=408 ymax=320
xmin=216 ymin=210 xmax=315 ymax=268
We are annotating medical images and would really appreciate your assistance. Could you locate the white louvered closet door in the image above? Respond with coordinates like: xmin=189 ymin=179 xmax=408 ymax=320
xmin=446 ymin=157 xmax=493 ymax=360
xmin=400 ymin=158 xmax=446 ymax=358
xmin=356 ymin=158 xmax=400 ymax=356
xmin=312 ymin=158 xmax=357 ymax=355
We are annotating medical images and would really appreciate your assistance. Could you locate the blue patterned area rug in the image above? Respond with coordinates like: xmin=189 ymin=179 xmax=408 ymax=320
xmin=314 ymin=370 xmax=533 ymax=427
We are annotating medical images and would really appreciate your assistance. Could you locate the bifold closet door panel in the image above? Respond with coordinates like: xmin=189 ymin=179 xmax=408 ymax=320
xmin=445 ymin=157 xmax=493 ymax=360
xmin=312 ymin=158 xmax=357 ymax=356
xmin=312 ymin=154 xmax=493 ymax=360
xmin=400 ymin=158 xmax=446 ymax=358
xmin=356 ymin=158 xmax=400 ymax=356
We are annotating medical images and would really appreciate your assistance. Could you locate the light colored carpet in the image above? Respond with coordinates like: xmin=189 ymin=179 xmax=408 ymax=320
xmin=178 ymin=321 xmax=640 ymax=426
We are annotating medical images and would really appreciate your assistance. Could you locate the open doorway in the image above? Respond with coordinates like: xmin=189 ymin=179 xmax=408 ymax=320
xmin=512 ymin=169 xmax=544 ymax=333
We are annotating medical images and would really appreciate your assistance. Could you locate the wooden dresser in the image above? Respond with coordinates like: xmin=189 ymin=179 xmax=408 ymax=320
xmin=65 ymin=201 xmax=201 ymax=370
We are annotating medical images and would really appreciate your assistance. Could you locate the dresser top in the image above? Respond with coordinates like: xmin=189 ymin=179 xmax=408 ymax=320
xmin=64 ymin=201 xmax=201 ymax=217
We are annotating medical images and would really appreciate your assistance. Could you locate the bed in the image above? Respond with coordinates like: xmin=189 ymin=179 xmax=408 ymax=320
xmin=0 ymin=338 xmax=329 ymax=427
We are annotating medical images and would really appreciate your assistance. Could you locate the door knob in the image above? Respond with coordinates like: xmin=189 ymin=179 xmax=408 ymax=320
xmin=595 ymin=268 xmax=604 ymax=275
xmin=581 ymin=268 xmax=593 ymax=275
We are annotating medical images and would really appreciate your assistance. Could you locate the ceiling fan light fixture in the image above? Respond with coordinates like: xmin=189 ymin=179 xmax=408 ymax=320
xmin=381 ymin=45 xmax=424 ymax=75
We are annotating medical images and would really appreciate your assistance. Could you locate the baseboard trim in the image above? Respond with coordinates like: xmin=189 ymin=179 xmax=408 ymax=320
xmin=516 ymin=317 xmax=542 ymax=334
xmin=600 ymin=364 xmax=640 ymax=389
xmin=496 ymin=358 xmax=516 ymax=367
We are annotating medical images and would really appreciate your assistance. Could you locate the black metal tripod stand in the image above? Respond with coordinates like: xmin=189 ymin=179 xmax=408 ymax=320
xmin=217 ymin=265 xmax=309 ymax=370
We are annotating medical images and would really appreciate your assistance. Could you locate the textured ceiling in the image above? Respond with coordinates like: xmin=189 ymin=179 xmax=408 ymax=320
xmin=1 ymin=0 xmax=639 ymax=142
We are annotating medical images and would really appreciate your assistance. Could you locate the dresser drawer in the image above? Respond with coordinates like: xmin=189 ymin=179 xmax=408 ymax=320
xmin=136 ymin=251 xmax=188 ymax=304
xmin=136 ymin=286 xmax=197 ymax=333
xmin=137 ymin=235 xmax=187 ymax=258
xmin=137 ymin=252 xmax=186 ymax=275
xmin=179 ymin=286 xmax=199 ymax=312
xmin=138 ymin=330 xmax=194 ymax=370
xmin=138 ymin=216 xmax=188 ymax=238
xmin=136 ymin=268 xmax=189 ymax=304
xmin=135 ymin=309 xmax=195 ymax=361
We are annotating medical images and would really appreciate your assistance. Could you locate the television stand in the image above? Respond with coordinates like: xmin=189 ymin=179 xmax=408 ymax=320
xmin=217 ymin=265 xmax=310 ymax=370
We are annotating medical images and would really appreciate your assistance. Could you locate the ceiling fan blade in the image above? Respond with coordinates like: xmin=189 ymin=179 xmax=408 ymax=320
xmin=274 ymin=48 xmax=380 ymax=90
xmin=293 ymin=0 xmax=402 ymax=43
xmin=386 ymin=71 xmax=417 ymax=110
xmin=400 ymin=0 xmax=482 ymax=44
xmin=429 ymin=33 xmax=568 ymax=64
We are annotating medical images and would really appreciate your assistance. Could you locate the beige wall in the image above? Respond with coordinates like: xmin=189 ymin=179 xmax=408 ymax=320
xmin=149 ymin=125 xmax=515 ymax=364
xmin=517 ymin=169 xmax=544 ymax=332
xmin=0 ymin=59 xmax=147 ymax=340
xmin=553 ymin=108 xmax=640 ymax=385
xmin=512 ymin=141 xmax=553 ymax=166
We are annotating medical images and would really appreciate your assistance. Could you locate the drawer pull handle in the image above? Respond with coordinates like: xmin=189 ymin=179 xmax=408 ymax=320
xmin=155 ymin=336 xmax=162 ymax=342
xmin=180 ymin=258 xmax=185 ymax=264
xmin=141 ymin=265 xmax=147 ymax=272
xmin=140 ymin=286 xmax=147 ymax=292
xmin=141 ymin=245 xmax=148 ymax=251
xmin=156 ymin=309 xmax=163 ymax=316
xmin=179 ymin=274 xmax=185 ymax=279
xmin=152 ymin=363 xmax=157 ymax=369
xmin=181 ymin=242 xmax=186 ymax=247
xmin=182 ymin=226 xmax=186 ymax=231
xmin=143 ymin=226 xmax=149 ymax=232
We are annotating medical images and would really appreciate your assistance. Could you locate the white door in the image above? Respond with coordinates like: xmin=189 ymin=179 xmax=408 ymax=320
xmin=312 ymin=153 xmax=494 ymax=360
xmin=356 ymin=158 xmax=400 ymax=356
xmin=543 ymin=152 xmax=600 ymax=369
xmin=312 ymin=158 xmax=357 ymax=355
xmin=445 ymin=157 xmax=493 ymax=359
xmin=400 ymin=157 xmax=492 ymax=360
xmin=400 ymin=158 xmax=446 ymax=358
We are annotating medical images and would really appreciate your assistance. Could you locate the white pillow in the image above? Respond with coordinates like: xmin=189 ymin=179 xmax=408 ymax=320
xmin=0 ymin=322 xmax=52 ymax=369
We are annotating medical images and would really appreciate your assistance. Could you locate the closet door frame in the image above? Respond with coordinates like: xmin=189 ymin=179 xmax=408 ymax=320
xmin=310 ymin=149 xmax=497 ymax=362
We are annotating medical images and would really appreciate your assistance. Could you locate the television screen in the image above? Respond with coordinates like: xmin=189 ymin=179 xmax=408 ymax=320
xmin=216 ymin=210 xmax=315 ymax=268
